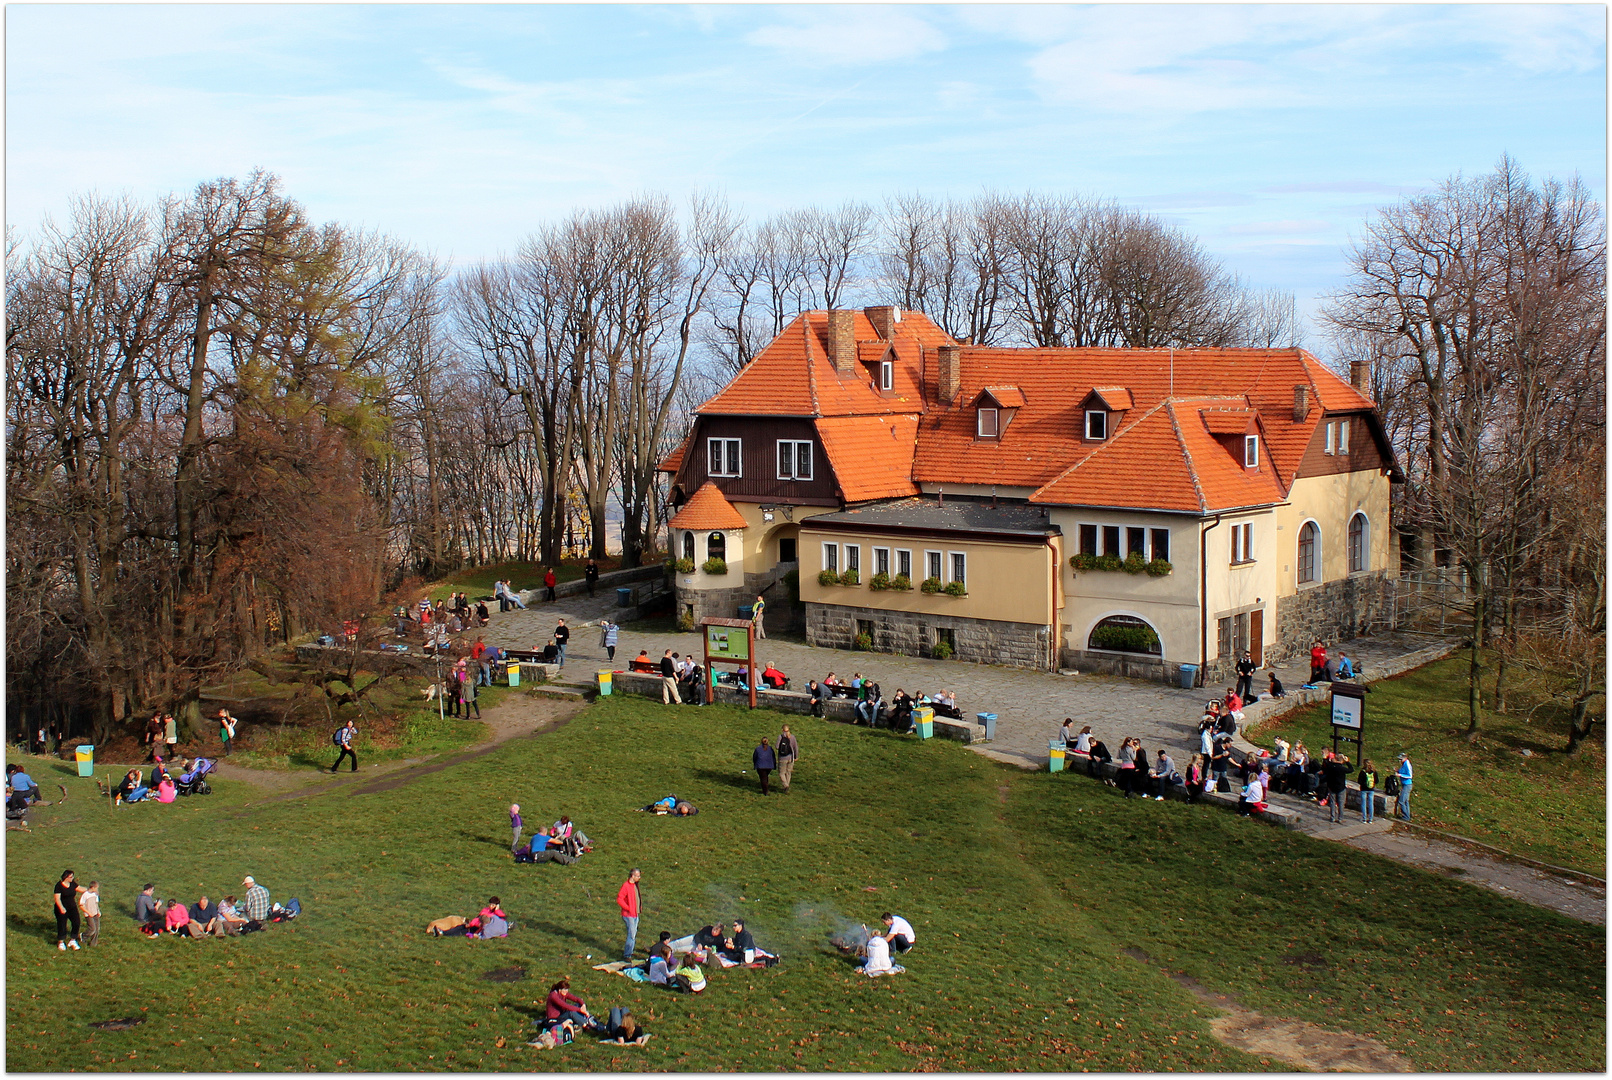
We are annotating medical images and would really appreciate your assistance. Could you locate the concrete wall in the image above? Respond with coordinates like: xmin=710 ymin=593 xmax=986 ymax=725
xmin=805 ymin=602 xmax=1052 ymax=669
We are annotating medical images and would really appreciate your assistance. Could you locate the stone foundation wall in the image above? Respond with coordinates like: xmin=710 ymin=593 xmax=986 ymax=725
xmin=805 ymin=602 xmax=1050 ymax=669
xmin=1274 ymin=571 xmax=1394 ymax=664
xmin=676 ymin=564 xmax=801 ymax=631
xmin=1058 ymin=649 xmax=1176 ymax=685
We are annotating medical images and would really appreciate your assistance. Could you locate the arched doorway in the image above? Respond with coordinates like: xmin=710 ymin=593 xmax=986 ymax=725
xmin=1087 ymin=614 xmax=1162 ymax=656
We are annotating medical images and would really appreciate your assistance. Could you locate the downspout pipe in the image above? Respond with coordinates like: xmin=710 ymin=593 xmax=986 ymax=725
xmin=1199 ymin=514 xmax=1224 ymax=688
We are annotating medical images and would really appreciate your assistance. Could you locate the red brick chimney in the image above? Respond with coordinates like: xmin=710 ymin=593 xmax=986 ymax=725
xmin=1293 ymin=385 xmax=1310 ymax=423
xmin=937 ymin=345 xmax=962 ymax=405
xmin=1350 ymin=360 xmax=1371 ymax=394
xmin=863 ymin=305 xmax=899 ymax=340
xmin=826 ymin=310 xmax=856 ymax=375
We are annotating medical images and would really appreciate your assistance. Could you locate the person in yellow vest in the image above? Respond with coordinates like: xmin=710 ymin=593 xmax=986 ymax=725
xmin=751 ymin=594 xmax=766 ymax=639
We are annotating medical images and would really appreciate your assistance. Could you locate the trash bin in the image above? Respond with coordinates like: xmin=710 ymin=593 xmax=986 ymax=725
xmin=1178 ymin=664 xmax=1199 ymax=690
xmin=616 ymin=587 xmax=634 ymax=608
xmin=597 ymin=670 xmax=613 ymax=696
xmin=976 ymin=712 xmax=997 ymax=741
xmin=506 ymin=662 xmax=521 ymax=687
xmin=738 ymin=604 xmax=755 ymax=620
xmin=1048 ymin=739 xmax=1065 ymax=773
xmin=75 ymin=745 xmax=94 ymax=777
xmin=914 ymin=706 xmax=934 ymax=740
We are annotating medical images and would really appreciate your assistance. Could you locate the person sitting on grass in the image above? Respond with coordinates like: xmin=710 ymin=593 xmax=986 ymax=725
xmin=8 ymin=766 xmax=38 ymax=804
xmin=134 ymin=884 xmax=163 ymax=929
xmin=672 ymin=957 xmax=707 ymax=993
xmin=881 ymin=913 xmax=916 ymax=953
xmin=691 ymin=922 xmax=725 ymax=956
xmin=599 ymin=1007 xmax=652 ymax=1045
xmin=859 ymin=930 xmax=903 ymax=977
xmin=164 ymin=897 xmax=192 ymax=935
xmin=544 ymin=978 xmax=598 ymax=1032
xmin=188 ymin=894 xmax=225 ymax=937
xmin=114 ymin=769 xmax=149 ymax=805
xmin=718 ymin=919 xmax=758 ymax=964
xmin=217 ymin=895 xmax=248 ymax=933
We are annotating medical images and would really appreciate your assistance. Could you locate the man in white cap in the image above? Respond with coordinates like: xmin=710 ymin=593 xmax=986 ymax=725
xmin=242 ymin=875 xmax=271 ymax=922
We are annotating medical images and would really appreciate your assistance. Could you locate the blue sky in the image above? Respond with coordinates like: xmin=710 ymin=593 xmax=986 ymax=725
xmin=7 ymin=4 xmax=1606 ymax=338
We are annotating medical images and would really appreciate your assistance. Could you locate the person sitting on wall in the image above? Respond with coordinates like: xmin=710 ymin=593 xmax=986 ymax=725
xmin=629 ymin=650 xmax=656 ymax=673
xmin=822 ymin=673 xmax=850 ymax=698
xmin=759 ymin=663 xmax=787 ymax=690
xmin=855 ymin=683 xmax=884 ymax=727
xmin=1267 ymin=670 xmax=1286 ymax=699
xmin=890 ymin=689 xmax=914 ymax=732
xmin=807 ymin=680 xmax=825 ymax=717
xmin=931 ymin=690 xmax=961 ymax=719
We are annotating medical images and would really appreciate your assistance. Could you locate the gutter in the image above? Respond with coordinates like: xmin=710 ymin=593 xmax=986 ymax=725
xmin=1198 ymin=513 xmax=1224 ymax=687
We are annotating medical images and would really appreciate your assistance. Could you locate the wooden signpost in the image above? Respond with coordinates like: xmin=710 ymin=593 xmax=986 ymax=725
xmin=1329 ymin=681 xmax=1366 ymax=759
xmin=700 ymin=617 xmax=757 ymax=708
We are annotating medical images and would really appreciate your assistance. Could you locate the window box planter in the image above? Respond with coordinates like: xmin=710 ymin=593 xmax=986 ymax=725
xmin=673 ymin=557 xmax=696 ymax=574
xmin=943 ymin=581 xmax=967 ymax=597
xmin=1070 ymin=554 xmax=1173 ymax=577
xmin=838 ymin=568 xmax=860 ymax=586
xmin=818 ymin=569 xmax=841 ymax=587
xmin=920 ymin=576 xmax=943 ymax=594
xmin=891 ymin=573 xmax=913 ymax=591
xmin=853 ymin=632 xmax=873 ymax=651
xmin=701 ymin=557 xmax=728 ymax=576
xmin=868 ymin=571 xmax=892 ymax=591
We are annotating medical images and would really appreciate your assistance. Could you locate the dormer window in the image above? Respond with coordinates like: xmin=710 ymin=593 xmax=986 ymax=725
xmin=1244 ymin=434 xmax=1259 ymax=468
xmin=977 ymin=407 xmax=1000 ymax=438
xmin=1085 ymin=410 xmax=1108 ymax=441
xmin=879 ymin=360 xmax=893 ymax=391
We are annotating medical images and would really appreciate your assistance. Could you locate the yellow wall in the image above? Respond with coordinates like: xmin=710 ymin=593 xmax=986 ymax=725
xmin=1049 ymin=508 xmax=1202 ymax=663
xmin=675 ymin=502 xmax=840 ymax=592
xmin=1198 ymin=509 xmax=1283 ymax=657
xmin=1274 ymin=471 xmax=1393 ymax=598
xmin=798 ymin=526 xmax=1057 ymax=627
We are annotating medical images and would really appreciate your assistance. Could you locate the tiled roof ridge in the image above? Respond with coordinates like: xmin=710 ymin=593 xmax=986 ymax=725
xmin=1032 ymin=398 xmax=1174 ymax=493
xmin=804 ymin=314 xmax=821 ymax=417
xmin=1165 ymin=401 xmax=1209 ymax=514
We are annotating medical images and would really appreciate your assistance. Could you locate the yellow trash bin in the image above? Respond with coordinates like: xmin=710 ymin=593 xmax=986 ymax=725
xmin=1048 ymin=740 xmax=1065 ymax=773
xmin=914 ymin=706 xmax=935 ymax=740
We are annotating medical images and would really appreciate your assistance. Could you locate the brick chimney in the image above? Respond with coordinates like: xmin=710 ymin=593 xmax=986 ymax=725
xmin=826 ymin=309 xmax=856 ymax=375
xmin=1350 ymin=360 xmax=1371 ymax=394
xmin=937 ymin=345 xmax=962 ymax=405
xmin=1293 ymin=384 xmax=1309 ymax=423
xmin=864 ymin=305 xmax=899 ymax=340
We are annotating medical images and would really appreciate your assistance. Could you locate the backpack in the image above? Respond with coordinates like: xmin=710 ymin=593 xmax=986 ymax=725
xmin=332 ymin=728 xmax=345 ymax=746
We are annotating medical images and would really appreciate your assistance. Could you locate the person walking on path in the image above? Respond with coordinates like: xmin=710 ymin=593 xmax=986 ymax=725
xmin=776 ymin=726 xmax=799 ymax=793
xmin=53 ymin=870 xmax=84 ymax=951
xmin=752 ymin=737 xmax=777 ymax=795
xmin=617 ymin=869 xmax=641 ymax=960
xmin=1235 ymin=651 xmax=1256 ymax=703
xmin=600 ymin=620 xmax=618 ymax=662
xmin=659 ymin=651 xmax=682 ymax=704
xmin=1357 ymin=759 xmax=1377 ymax=823
xmin=1395 ymin=754 xmax=1414 ymax=821
xmin=217 ymin=709 xmax=238 ymax=756
xmin=751 ymin=593 xmax=766 ymax=639
xmin=330 ymin=719 xmax=358 ymax=772
xmin=510 ymin=804 xmax=523 ymax=854
xmin=543 ymin=567 xmax=558 ymax=603
xmin=553 ymin=619 xmax=570 ymax=667
xmin=585 ymin=559 xmax=600 ymax=597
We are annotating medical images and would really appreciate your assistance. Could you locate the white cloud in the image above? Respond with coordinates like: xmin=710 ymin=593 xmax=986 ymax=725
xmin=745 ymin=7 xmax=948 ymax=66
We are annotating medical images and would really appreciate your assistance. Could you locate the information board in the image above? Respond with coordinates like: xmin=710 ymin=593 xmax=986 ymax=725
xmin=1331 ymin=692 xmax=1363 ymax=730
xmin=706 ymin=625 xmax=749 ymax=661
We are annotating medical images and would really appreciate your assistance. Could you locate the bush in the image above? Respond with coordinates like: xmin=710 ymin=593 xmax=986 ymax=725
xmin=1089 ymin=624 xmax=1161 ymax=653
xmin=943 ymin=580 xmax=967 ymax=597
xmin=1145 ymin=557 xmax=1173 ymax=577
xmin=839 ymin=568 xmax=860 ymax=586
xmin=933 ymin=641 xmax=954 ymax=660
xmin=676 ymin=610 xmax=696 ymax=632
xmin=701 ymin=557 xmax=728 ymax=576
xmin=868 ymin=571 xmax=892 ymax=591
xmin=920 ymin=576 xmax=942 ymax=594
xmin=1123 ymin=550 xmax=1149 ymax=574
xmin=891 ymin=573 xmax=913 ymax=591
xmin=673 ymin=557 xmax=696 ymax=574
xmin=818 ymin=569 xmax=841 ymax=587
xmin=853 ymin=632 xmax=873 ymax=651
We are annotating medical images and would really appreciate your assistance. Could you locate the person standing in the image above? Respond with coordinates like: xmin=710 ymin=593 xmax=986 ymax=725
xmin=776 ymin=726 xmax=799 ymax=794
xmin=217 ymin=710 xmax=237 ymax=756
xmin=471 ymin=637 xmax=489 ymax=686
xmin=585 ymin=559 xmax=600 ymax=597
xmin=1210 ymin=737 xmax=1232 ymax=794
xmin=617 ymin=868 xmax=641 ymax=961
xmin=144 ymin=714 xmax=164 ymax=762
xmin=53 ymin=870 xmax=84 ymax=951
xmin=751 ymin=593 xmax=766 ymax=639
xmin=1395 ymin=753 xmax=1414 ymax=821
xmin=553 ymin=619 xmax=570 ymax=667
xmin=659 ymin=650 xmax=682 ymax=705
xmin=752 ymin=737 xmax=777 ymax=796
xmin=162 ymin=713 xmax=178 ymax=761
xmin=463 ymin=671 xmax=481 ymax=720
xmin=600 ymin=620 xmax=618 ymax=663
xmin=80 ymin=880 xmax=102 ymax=947
xmin=1323 ymin=751 xmax=1350 ymax=823
xmin=1235 ymin=651 xmax=1256 ymax=703
xmin=543 ymin=567 xmax=558 ymax=603
xmin=509 ymin=804 xmax=524 ymax=854
xmin=330 ymin=719 xmax=358 ymax=773
xmin=1309 ymin=640 xmax=1328 ymax=685
xmin=1357 ymin=759 xmax=1378 ymax=824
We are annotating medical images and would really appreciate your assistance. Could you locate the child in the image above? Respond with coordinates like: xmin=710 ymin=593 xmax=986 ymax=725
xmin=510 ymin=804 xmax=523 ymax=854
xmin=80 ymin=881 xmax=101 ymax=947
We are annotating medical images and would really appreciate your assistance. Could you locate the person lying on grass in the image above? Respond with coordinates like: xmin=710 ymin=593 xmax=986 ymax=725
xmin=638 ymin=796 xmax=698 ymax=815
xmin=599 ymin=1008 xmax=652 ymax=1045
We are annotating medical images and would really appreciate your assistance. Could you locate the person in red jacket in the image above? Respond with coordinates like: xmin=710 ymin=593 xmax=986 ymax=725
xmin=1308 ymin=640 xmax=1328 ymax=684
xmin=617 ymin=868 xmax=641 ymax=961
xmin=543 ymin=567 xmax=558 ymax=602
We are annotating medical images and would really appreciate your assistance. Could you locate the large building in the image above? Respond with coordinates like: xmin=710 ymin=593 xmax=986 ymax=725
xmin=660 ymin=307 xmax=1400 ymax=683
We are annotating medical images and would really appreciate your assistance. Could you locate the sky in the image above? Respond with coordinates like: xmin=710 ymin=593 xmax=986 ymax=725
xmin=6 ymin=3 xmax=1606 ymax=343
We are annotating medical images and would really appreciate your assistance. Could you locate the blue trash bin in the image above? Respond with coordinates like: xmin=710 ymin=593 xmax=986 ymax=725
xmin=616 ymin=587 xmax=634 ymax=608
xmin=1178 ymin=664 xmax=1199 ymax=690
xmin=738 ymin=604 xmax=755 ymax=620
xmin=976 ymin=712 xmax=997 ymax=741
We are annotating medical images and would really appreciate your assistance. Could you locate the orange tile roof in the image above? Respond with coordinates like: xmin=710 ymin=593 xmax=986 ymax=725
xmin=977 ymin=385 xmax=1027 ymax=408
xmin=668 ymin=481 xmax=749 ymax=531
xmin=1089 ymin=387 xmax=1134 ymax=411
xmin=815 ymin=415 xmax=921 ymax=503
xmin=656 ymin=436 xmax=689 ymax=474
xmin=1200 ymin=408 xmax=1257 ymax=436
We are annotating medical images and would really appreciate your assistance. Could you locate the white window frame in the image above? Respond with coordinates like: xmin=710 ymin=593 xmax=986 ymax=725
xmin=1231 ymin=522 xmax=1255 ymax=565
xmin=776 ymin=439 xmax=812 ymax=480
xmin=977 ymin=407 xmax=999 ymax=438
xmin=1338 ymin=419 xmax=1351 ymax=454
xmin=1324 ymin=421 xmax=1335 ymax=455
xmin=681 ymin=531 xmax=695 ymax=563
xmin=896 ymin=549 xmax=912 ymax=579
xmin=925 ymin=549 xmax=943 ymax=582
xmin=844 ymin=544 xmax=861 ymax=575
xmin=879 ymin=360 xmax=893 ymax=391
xmin=873 ymin=547 xmax=890 ymax=577
xmin=1348 ymin=512 xmax=1369 ymax=573
xmin=708 ymin=437 xmax=742 ymax=477
xmin=1297 ymin=519 xmax=1320 ymax=584
xmin=1244 ymin=434 xmax=1259 ymax=468
xmin=1085 ymin=410 xmax=1107 ymax=440
xmin=948 ymin=551 xmax=967 ymax=585
xmin=822 ymin=543 xmax=839 ymax=573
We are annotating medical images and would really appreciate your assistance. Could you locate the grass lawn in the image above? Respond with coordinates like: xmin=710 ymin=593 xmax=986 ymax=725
xmin=7 ymin=695 xmax=1603 ymax=1072
xmin=1246 ymin=657 xmax=1606 ymax=876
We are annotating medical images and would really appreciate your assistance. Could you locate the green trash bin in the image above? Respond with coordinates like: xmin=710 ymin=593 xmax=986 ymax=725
xmin=1048 ymin=739 xmax=1065 ymax=773
xmin=75 ymin=745 xmax=94 ymax=777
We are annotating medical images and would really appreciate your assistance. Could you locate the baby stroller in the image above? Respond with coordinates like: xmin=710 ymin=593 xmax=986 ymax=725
xmin=175 ymin=758 xmax=215 ymax=796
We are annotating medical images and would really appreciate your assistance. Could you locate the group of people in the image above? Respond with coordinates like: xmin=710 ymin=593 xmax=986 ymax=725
xmin=804 ymin=676 xmax=959 ymax=731
xmin=106 ymin=756 xmax=214 ymax=804
xmin=426 ymin=896 xmax=510 ymax=939
xmin=632 ymin=649 xmax=708 ymax=705
xmin=749 ymin=726 xmax=800 ymax=795
xmin=66 ymin=875 xmax=277 ymax=947
xmin=537 ymin=978 xmax=652 ymax=1048
xmin=1306 ymin=640 xmax=1358 ymax=686
xmin=856 ymin=913 xmax=916 ymax=977
xmin=511 ymin=806 xmax=595 ymax=862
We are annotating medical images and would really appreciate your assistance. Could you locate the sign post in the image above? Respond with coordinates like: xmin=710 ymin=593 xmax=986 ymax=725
xmin=700 ymin=617 xmax=757 ymax=709
xmin=1329 ymin=681 xmax=1366 ymax=760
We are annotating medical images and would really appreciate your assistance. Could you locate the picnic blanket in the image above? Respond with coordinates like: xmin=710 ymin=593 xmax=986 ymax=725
xmin=591 ymin=960 xmax=634 ymax=974
xmin=714 ymin=948 xmax=777 ymax=968
xmin=861 ymin=963 xmax=906 ymax=977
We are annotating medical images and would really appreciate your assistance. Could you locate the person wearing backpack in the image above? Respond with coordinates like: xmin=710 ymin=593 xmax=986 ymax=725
xmin=330 ymin=720 xmax=358 ymax=772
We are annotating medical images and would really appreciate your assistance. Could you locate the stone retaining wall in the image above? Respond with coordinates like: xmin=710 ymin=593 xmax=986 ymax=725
xmin=805 ymin=602 xmax=1049 ymax=669
xmin=1241 ymin=639 xmax=1459 ymax=734
xmin=518 ymin=564 xmax=665 ymax=607
xmin=1272 ymin=570 xmax=1395 ymax=665
xmin=1058 ymin=649 xmax=1175 ymax=684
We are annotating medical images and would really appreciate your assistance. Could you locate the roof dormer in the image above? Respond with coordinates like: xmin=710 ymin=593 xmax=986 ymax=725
xmin=1199 ymin=407 xmax=1262 ymax=470
xmin=858 ymin=339 xmax=896 ymax=392
xmin=1080 ymin=387 xmax=1131 ymax=442
xmin=972 ymin=386 xmax=1025 ymax=439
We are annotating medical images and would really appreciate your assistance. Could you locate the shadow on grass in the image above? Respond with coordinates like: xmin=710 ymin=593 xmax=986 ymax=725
xmin=9 ymin=910 xmax=55 ymax=943
xmin=691 ymin=767 xmax=763 ymax=793
xmin=456 ymin=828 xmax=515 ymax=851
xmin=524 ymin=920 xmax=616 ymax=956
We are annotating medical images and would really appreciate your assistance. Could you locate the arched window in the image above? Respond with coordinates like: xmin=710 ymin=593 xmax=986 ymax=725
xmin=1297 ymin=521 xmax=1318 ymax=584
xmin=1087 ymin=615 xmax=1162 ymax=655
xmin=707 ymin=532 xmax=726 ymax=562
xmin=682 ymin=531 xmax=695 ymax=563
xmin=1348 ymin=513 xmax=1368 ymax=573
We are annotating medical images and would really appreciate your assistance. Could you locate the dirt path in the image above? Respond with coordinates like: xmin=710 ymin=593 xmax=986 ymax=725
xmin=220 ymin=694 xmax=586 ymax=808
xmin=1122 ymin=947 xmax=1414 ymax=1073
